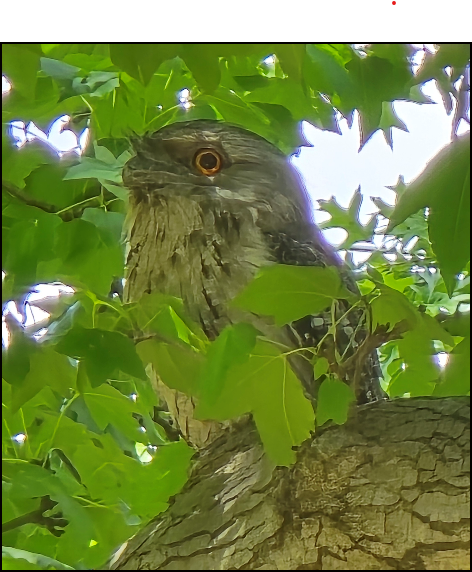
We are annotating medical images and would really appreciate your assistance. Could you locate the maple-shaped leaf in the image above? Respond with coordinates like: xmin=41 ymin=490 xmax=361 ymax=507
xmin=379 ymin=102 xmax=409 ymax=150
xmin=318 ymin=188 xmax=379 ymax=249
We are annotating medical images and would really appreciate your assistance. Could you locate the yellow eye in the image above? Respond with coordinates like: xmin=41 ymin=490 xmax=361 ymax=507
xmin=194 ymin=148 xmax=222 ymax=176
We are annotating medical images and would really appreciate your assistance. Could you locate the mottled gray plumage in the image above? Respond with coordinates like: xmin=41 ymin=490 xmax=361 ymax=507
xmin=123 ymin=120 xmax=384 ymax=445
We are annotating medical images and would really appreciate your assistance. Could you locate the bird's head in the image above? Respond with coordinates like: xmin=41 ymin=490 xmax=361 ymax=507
xmin=123 ymin=120 xmax=311 ymax=226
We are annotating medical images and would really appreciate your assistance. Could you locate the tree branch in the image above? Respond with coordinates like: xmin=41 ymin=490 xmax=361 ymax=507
xmin=3 ymin=180 xmax=58 ymax=214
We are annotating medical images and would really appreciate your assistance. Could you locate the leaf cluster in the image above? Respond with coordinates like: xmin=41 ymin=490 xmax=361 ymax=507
xmin=2 ymin=43 xmax=470 ymax=570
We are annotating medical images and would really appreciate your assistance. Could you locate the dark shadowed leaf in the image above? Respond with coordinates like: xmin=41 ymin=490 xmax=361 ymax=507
xmin=180 ymin=44 xmax=221 ymax=93
xmin=56 ymin=326 xmax=146 ymax=386
xmin=109 ymin=44 xmax=180 ymax=85
xmin=346 ymin=54 xmax=412 ymax=148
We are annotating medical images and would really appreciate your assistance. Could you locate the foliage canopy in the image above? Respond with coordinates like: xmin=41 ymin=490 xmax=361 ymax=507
xmin=2 ymin=43 xmax=470 ymax=570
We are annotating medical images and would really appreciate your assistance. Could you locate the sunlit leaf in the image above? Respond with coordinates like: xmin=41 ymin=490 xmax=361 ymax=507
xmin=316 ymin=376 xmax=355 ymax=426
xmin=234 ymin=265 xmax=355 ymax=326
xmin=196 ymin=340 xmax=315 ymax=466
xmin=433 ymin=337 xmax=470 ymax=396
xmin=136 ymin=339 xmax=203 ymax=395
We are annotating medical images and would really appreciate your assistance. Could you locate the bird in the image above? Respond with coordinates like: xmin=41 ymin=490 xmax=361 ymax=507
xmin=122 ymin=120 xmax=386 ymax=447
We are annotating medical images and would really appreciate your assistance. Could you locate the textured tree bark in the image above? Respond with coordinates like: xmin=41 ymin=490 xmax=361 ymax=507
xmin=111 ymin=397 xmax=470 ymax=570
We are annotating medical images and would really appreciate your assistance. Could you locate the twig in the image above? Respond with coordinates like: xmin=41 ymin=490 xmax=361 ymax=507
xmin=3 ymin=180 xmax=58 ymax=214
xmin=2 ymin=179 xmax=112 ymax=221
xmin=2 ymin=495 xmax=67 ymax=536
xmin=338 ymin=321 xmax=410 ymax=398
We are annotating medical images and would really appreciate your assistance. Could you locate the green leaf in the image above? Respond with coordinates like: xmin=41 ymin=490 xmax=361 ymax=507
xmin=371 ymin=284 xmax=421 ymax=332
xmin=2 ymin=556 xmax=40 ymax=570
xmin=37 ymin=218 xmax=124 ymax=295
xmin=2 ymin=137 xmax=54 ymax=189
xmin=198 ymin=340 xmax=314 ymax=466
xmin=83 ymin=69 xmax=116 ymax=86
xmin=3 ymin=211 xmax=62 ymax=292
xmin=136 ymin=339 xmax=203 ymax=395
xmin=82 ymin=82 xmax=130 ymax=139
xmin=109 ymin=44 xmax=179 ymax=85
xmin=71 ymin=432 xmax=191 ymax=519
xmin=428 ymin=142 xmax=470 ymax=295
xmin=251 ymin=350 xmax=314 ymax=465
xmin=388 ymin=329 xmax=439 ymax=397
xmin=2 ymin=322 xmax=38 ymax=386
xmin=128 ymin=291 xmax=206 ymax=349
xmin=381 ymin=271 xmax=415 ymax=293
xmin=383 ymin=305 xmax=456 ymax=399
xmin=56 ymin=326 xmax=147 ymax=386
xmin=40 ymin=57 xmax=80 ymax=80
xmin=3 ymin=460 xmax=90 ymax=562
xmin=251 ymin=102 xmax=310 ymax=152
xmin=63 ymin=157 xmax=123 ymax=183
xmin=202 ymin=89 xmax=274 ymax=145
xmin=415 ymin=44 xmax=470 ymax=84
xmin=12 ymin=346 xmax=76 ymax=410
xmin=420 ymin=313 xmax=455 ymax=347
xmin=439 ymin=311 xmax=470 ymax=337
xmin=23 ymin=163 xmax=97 ymax=211
xmin=304 ymin=44 xmax=353 ymax=112
xmin=232 ymin=75 xmax=270 ymax=91
xmin=387 ymin=133 xmax=470 ymax=295
xmin=2 ymin=547 xmax=74 ymax=570
xmin=83 ymin=384 xmax=144 ymax=442
xmin=346 ymin=53 xmax=412 ymax=147
xmin=433 ymin=337 xmax=470 ymax=396
xmin=273 ymin=44 xmax=306 ymax=80
xmin=56 ymin=503 xmax=132 ymax=570
xmin=180 ymin=44 xmax=221 ymax=93
xmin=233 ymin=265 xmax=355 ymax=326
xmin=198 ymin=323 xmax=258 ymax=404
xmin=245 ymin=77 xmax=316 ymax=122
xmin=135 ymin=57 xmax=192 ymax=119
xmin=313 ymin=356 xmax=329 ymax=379
xmin=370 ymin=196 xmax=395 ymax=219
xmin=2 ymin=44 xmax=43 ymax=100
xmin=100 ymin=180 xmax=129 ymax=201
xmin=379 ymin=101 xmax=409 ymax=150
xmin=318 ymin=189 xmax=378 ymax=248
xmin=316 ymin=376 xmax=355 ymax=426
xmin=80 ymin=208 xmax=125 ymax=244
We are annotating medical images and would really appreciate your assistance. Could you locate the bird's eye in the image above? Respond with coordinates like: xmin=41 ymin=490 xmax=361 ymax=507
xmin=194 ymin=149 xmax=222 ymax=176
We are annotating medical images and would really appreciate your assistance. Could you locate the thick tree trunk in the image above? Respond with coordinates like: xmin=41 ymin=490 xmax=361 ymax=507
xmin=111 ymin=397 xmax=470 ymax=571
